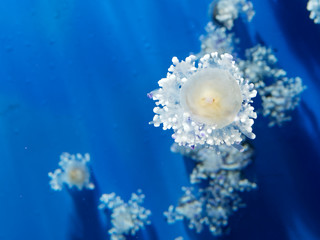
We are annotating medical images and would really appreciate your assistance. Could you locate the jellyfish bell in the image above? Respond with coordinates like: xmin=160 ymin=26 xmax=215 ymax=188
xmin=66 ymin=164 xmax=88 ymax=187
xmin=180 ymin=68 xmax=242 ymax=129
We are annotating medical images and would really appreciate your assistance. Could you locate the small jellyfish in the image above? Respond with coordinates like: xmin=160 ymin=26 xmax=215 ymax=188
xmin=260 ymin=77 xmax=306 ymax=127
xmin=99 ymin=190 xmax=151 ymax=240
xmin=48 ymin=152 xmax=95 ymax=191
xmin=239 ymin=45 xmax=306 ymax=127
xmin=164 ymin=169 xmax=256 ymax=236
xmin=149 ymin=52 xmax=257 ymax=148
xmin=238 ymin=45 xmax=286 ymax=89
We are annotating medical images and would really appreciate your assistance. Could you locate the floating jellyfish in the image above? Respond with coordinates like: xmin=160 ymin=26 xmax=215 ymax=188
xmin=99 ymin=190 xmax=151 ymax=240
xmin=48 ymin=152 xmax=95 ymax=191
xmin=260 ymin=77 xmax=306 ymax=127
xmin=307 ymin=0 xmax=320 ymax=24
xmin=199 ymin=22 xmax=235 ymax=56
xmin=167 ymin=142 xmax=256 ymax=235
xmin=239 ymin=45 xmax=306 ymax=127
xmin=165 ymin=175 xmax=256 ymax=236
xmin=149 ymin=52 xmax=257 ymax=148
xmin=211 ymin=0 xmax=255 ymax=30
xmin=239 ymin=45 xmax=286 ymax=89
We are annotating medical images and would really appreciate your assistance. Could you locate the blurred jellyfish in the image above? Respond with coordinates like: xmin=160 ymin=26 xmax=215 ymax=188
xmin=165 ymin=174 xmax=256 ymax=236
xmin=171 ymin=143 xmax=253 ymax=183
xmin=307 ymin=0 xmax=320 ymax=24
xmin=99 ymin=190 xmax=151 ymax=240
xmin=199 ymin=22 xmax=235 ymax=56
xmin=166 ymin=142 xmax=256 ymax=235
xmin=48 ymin=152 xmax=95 ymax=191
xmin=239 ymin=45 xmax=306 ymax=126
xmin=211 ymin=0 xmax=255 ymax=30
xmin=260 ymin=77 xmax=306 ymax=127
xmin=239 ymin=45 xmax=286 ymax=89
xmin=149 ymin=52 xmax=257 ymax=148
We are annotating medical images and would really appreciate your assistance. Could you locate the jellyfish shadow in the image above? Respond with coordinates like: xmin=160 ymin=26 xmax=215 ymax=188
xmin=67 ymin=174 xmax=106 ymax=240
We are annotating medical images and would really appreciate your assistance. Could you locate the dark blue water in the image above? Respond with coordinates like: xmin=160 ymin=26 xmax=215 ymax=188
xmin=0 ymin=0 xmax=320 ymax=239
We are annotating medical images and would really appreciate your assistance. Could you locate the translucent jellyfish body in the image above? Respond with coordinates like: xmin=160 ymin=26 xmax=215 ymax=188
xmin=48 ymin=152 xmax=95 ymax=191
xmin=149 ymin=52 xmax=257 ymax=148
xmin=181 ymin=68 xmax=243 ymax=128
xmin=212 ymin=0 xmax=255 ymax=30
xmin=99 ymin=190 xmax=151 ymax=240
xmin=307 ymin=0 xmax=320 ymax=24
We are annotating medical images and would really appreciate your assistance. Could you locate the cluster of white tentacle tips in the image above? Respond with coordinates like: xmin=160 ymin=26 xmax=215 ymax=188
xmin=199 ymin=22 xmax=235 ymax=55
xmin=239 ymin=45 xmax=286 ymax=89
xmin=260 ymin=77 xmax=306 ymax=127
xmin=239 ymin=45 xmax=306 ymax=126
xmin=99 ymin=190 xmax=151 ymax=240
xmin=171 ymin=143 xmax=253 ymax=184
xmin=165 ymin=144 xmax=256 ymax=235
xmin=149 ymin=52 xmax=257 ymax=148
xmin=212 ymin=0 xmax=255 ymax=30
xmin=307 ymin=0 xmax=320 ymax=24
xmin=48 ymin=152 xmax=95 ymax=191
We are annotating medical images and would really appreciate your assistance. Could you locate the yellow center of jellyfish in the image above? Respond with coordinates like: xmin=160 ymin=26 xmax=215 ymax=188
xmin=68 ymin=168 xmax=85 ymax=184
xmin=180 ymin=68 xmax=242 ymax=129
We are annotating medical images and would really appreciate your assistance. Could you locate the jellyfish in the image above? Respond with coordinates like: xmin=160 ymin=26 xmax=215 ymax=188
xmin=211 ymin=0 xmax=255 ymax=30
xmin=307 ymin=0 xmax=320 ymax=24
xmin=165 ymin=171 xmax=256 ymax=236
xmin=260 ymin=77 xmax=306 ymax=127
xmin=149 ymin=52 xmax=257 ymax=148
xmin=166 ymin=141 xmax=256 ymax=235
xmin=99 ymin=190 xmax=151 ymax=240
xmin=48 ymin=152 xmax=95 ymax=191
xmin=238 ymin=45 xmax=286 ymax=89
xmin=166 ymin=144 xmax=256 ymax=236
xmin=239 ymin=45 xmax=306 ymax=127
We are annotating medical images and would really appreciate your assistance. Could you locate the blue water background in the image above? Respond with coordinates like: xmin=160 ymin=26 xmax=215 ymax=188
xmin=0 ymin=0 xmax=320 ymax=239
